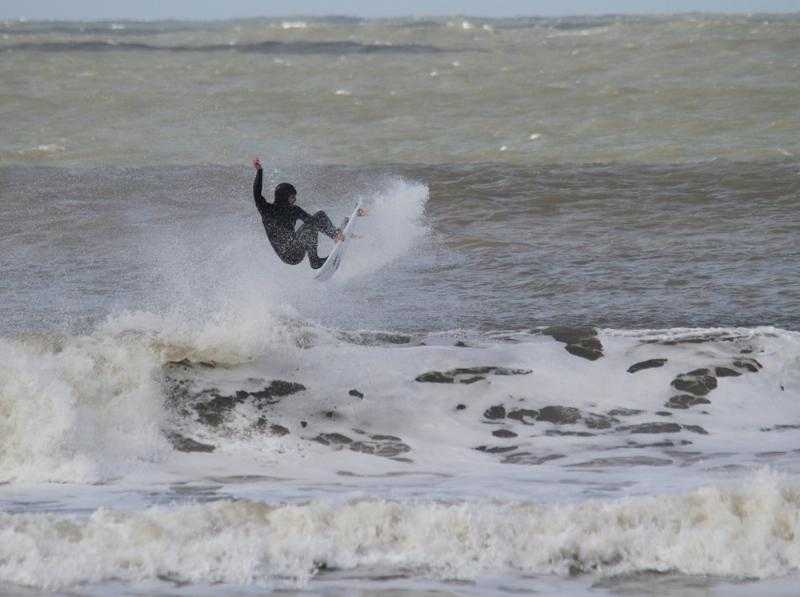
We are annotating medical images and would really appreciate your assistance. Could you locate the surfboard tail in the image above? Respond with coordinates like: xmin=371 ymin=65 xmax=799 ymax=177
xmin=314 ymin=199 xmax=363 ymax=281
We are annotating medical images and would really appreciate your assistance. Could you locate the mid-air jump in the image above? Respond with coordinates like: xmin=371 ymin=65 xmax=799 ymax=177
xmin=251 ymin=158 xmax=344 ymax=270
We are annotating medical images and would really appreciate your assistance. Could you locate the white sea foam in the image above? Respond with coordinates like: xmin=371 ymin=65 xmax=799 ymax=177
xmin=0 ymin=300 xmax=303 ymax=484
xmin=0 ymin=332 xmax=167 ymax=484
xmin=547 ymin=27 xmax=610 ymax=38
xmin=281 ymin=21 xmax=308 ymax=30
xmin=2 ymin=316 xmax=798 ymax=486
xmin=2 ymin=308 xmax=800 ymax=594
xmin=1 ymin=472 xmax=798 ymax=589
xmin=16 ymin=144 xmax=65 ymax=156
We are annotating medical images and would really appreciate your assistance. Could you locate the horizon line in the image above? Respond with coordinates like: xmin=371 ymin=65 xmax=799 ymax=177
xmin=3 ymin=10 xmax=800 ymax=23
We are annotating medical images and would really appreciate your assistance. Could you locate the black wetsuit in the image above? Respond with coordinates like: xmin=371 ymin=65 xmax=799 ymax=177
xmin=253 ymin=169 xmax=338 ymax=268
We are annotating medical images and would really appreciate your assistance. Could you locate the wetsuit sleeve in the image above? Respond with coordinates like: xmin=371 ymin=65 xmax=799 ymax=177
xmin=253 ymin=169 xmax=269 ymax=216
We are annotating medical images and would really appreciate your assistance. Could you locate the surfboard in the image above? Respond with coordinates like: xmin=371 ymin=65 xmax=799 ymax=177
xmin=313 ymin=199 xmax=363 ymax=282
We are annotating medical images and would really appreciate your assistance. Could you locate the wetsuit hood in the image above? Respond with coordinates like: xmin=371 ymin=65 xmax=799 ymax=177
xmin=274 ymin=182 xmax=296 ymax=207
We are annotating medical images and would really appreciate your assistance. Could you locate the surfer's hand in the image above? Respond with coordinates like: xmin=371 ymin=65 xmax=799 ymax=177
xmin=356 ymin=207 xmax=368 ymax=216
xmin=334 ymin=229 xmax=345 ymax=242
xmin=252 ymin=158 xmax=262 ymax=170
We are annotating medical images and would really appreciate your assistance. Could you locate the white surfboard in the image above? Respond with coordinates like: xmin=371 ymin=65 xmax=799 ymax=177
xmin=314 ymin=200 xmax=363 ymax=282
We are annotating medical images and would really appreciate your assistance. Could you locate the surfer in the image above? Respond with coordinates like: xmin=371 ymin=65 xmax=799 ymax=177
xmin=251 ymin=158 xmax=343 ymax=269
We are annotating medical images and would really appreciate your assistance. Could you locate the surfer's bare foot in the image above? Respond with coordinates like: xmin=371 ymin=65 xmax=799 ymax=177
xmin=357 ymin=207 xmax=368 ymax=216
xmin=334 ymin=230 xmax=345 ymax=242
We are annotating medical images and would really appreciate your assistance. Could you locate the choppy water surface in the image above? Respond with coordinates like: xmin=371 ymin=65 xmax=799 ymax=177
xmin=1 ymin=13 xmax=800 ymax=596
xmin=2 ymin=14 xmax=799 ymax=165
xmin=2 ymin=160 xmax=799 ymax=335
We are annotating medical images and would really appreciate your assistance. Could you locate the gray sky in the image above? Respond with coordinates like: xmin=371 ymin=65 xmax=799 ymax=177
xmin=2 ymin=0 xmax=798 ymax=20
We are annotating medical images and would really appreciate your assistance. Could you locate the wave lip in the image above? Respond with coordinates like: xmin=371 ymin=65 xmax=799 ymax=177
xmin=0 ymin=473 xmax=798 ymax=589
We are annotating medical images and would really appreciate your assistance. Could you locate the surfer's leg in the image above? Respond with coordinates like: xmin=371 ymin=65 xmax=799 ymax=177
xmin=310 ymin=211 xmax=337 ymax=238
xmin=295 ymin=218 xmax=326 ymax=269
xmin=279 ymin=248 xmax=305 ymax=266
xmin=296 ymin=212 xmax=336 ymax=241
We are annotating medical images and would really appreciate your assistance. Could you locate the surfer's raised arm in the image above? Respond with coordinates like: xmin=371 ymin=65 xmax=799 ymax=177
xmin=252 ymin=158 xmax=269 ymax=214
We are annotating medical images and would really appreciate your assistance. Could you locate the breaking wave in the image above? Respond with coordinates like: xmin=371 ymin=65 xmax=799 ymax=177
xmin=0 ymin=331 xmax=166 ymax=484
xmin=1 ymin=316 xmax=798 ymax=485
xmin=1 ymin=471 xmax=799 ymax=589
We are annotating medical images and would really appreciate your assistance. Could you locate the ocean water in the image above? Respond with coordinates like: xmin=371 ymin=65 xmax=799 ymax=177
xmin=1 ymin=14 xmax=800 ymax=596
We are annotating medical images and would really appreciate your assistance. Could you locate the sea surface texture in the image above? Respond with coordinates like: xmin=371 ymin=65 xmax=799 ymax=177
xmin=1 ymin=14 xmax=800 ymax=596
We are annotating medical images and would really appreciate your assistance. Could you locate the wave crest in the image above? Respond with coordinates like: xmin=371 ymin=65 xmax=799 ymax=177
xmin=1 ymin=472 xmax=798 ymax=588
xmin=0 ymin=331 xmax=166 ymax=483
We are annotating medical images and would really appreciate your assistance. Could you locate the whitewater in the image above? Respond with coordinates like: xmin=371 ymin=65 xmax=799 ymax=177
xmin=2 ymin=13 xmax=800 ymax=596
xmin=3 ymin=183 xmax=799 ymax=592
